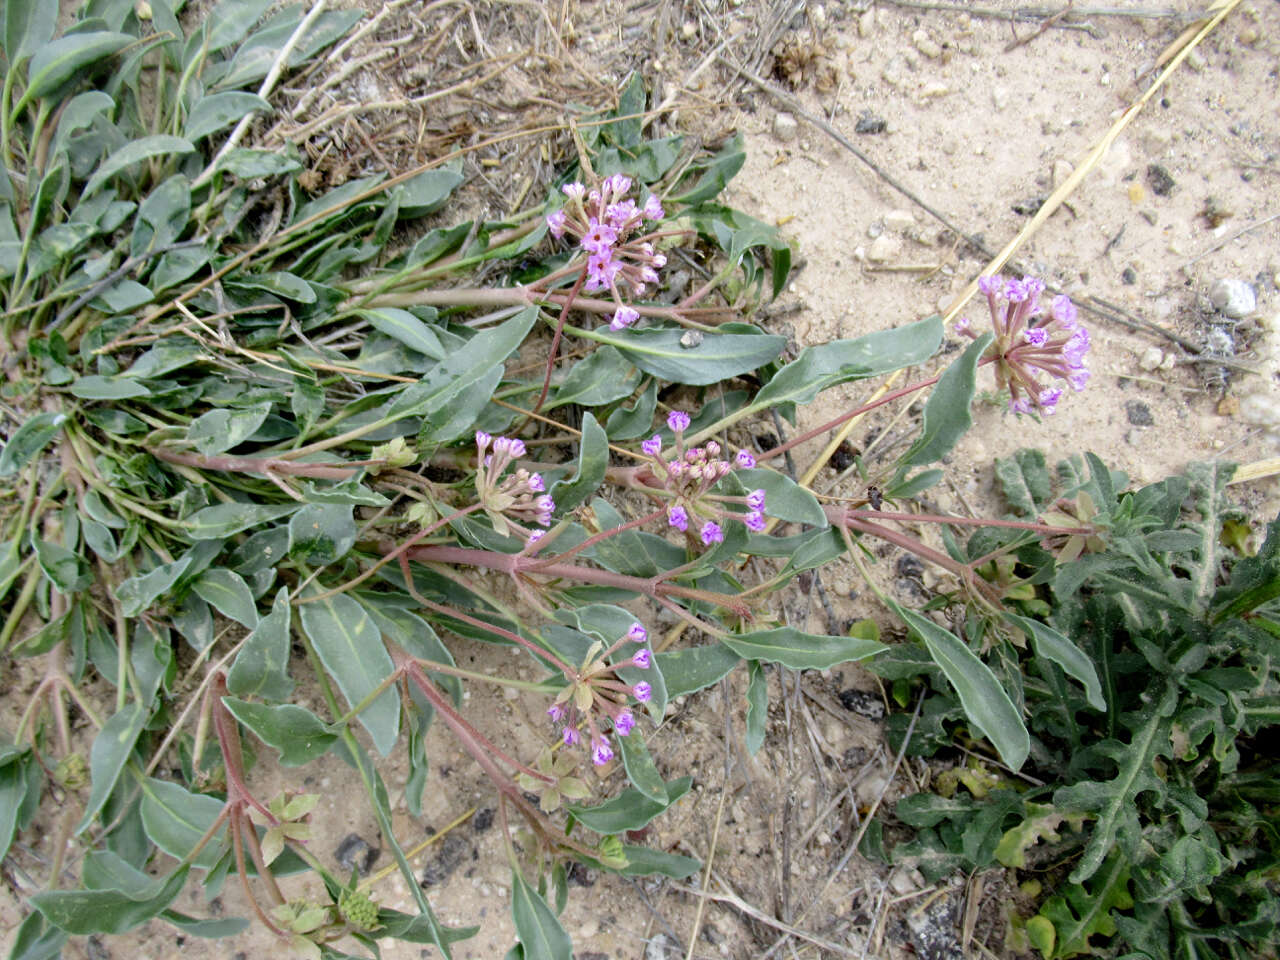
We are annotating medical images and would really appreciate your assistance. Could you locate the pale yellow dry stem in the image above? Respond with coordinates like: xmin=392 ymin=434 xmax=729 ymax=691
xmin=797 ymin=0 xmax=1244 ymax=491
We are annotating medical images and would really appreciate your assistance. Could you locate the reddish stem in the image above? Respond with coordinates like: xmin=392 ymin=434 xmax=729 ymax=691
xmin=533 ymin=267 xmax=587 ymax=416
xmin=147 ymin=447 xmax=365 ymax=480
xmin=834 ymin=507 xmax=1092 ymax=537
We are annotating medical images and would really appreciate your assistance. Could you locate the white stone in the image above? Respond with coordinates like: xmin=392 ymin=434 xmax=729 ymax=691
xmin=884 ymin=208 xmax=917 ymax=232
xmin=855 ymin=772 xmax=889 ymax=807
xmin=1240 ymin=390 xmax=1280 ymax=428
xmin=773 ymin=111 xmax=798 ymax=142
xmin=858 ymin=7 xmax=875 ymax=37
xmin=889 ymin=867 xmax=917 ymax=895
xmin=919 ymin=81 xmax=950 ymax=100
xmin=866 ymin=234 xmax=901 ymax=263
xmin=1139 ymin=346 xmax=1164 ymax=371
xmin=912 ymin=28 xmax=942 ymax=58
xmin=1209 ymin=278 xmax=1257 ymax=319
xmin=1052 ymin=159 xmax=1075 ymax=188
xmin=991 ymin=86 xmax=1009 ymax=111
xmin=810 ymin=4 xmax=826 ymax=29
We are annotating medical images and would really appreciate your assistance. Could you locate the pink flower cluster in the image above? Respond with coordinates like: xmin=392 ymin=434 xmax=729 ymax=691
xmin=641 ymin=410 xmax=768 ymax=545
xmin=546 ymin=174 xmax=667 ymax=332
xmin=958 ymin=275 xmax=1090 ymax=416
xmin=547 ymin=622 xmax=654 ymax=766
xmin=474 ymin=432 xmax=553 ymax=531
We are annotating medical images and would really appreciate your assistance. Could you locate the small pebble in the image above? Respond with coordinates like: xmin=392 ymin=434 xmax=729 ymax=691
xmin=866 ymin=234 xmax=901 ymax=263
xmin=334 ymin=833 xmax=380 ymax=876
xmin=1121 ymin=266 xmax=1137 ymax=285
xmin=1139 ymin=346 xmax=1164 ymax=371
xmin=855 ymin=111 xmax=887 ymax=134
xmin=1125 ymin=400 xmax=1155 ymax=427
xmin=1209 ymin=278 xmax=1256 ymax=319
xmin=1147 ymin=163 xmax=1176 ymax=196
xmin=646 ymin=933 xmax=682 ymax=960
xmin=919 ymin=81 xmax=949 ymax=100
xmin=773 ymin=111 xmax=798 ymax=142
xmin=991 ymin=86 xmax=1009 ymax=111
xmin=883 ymin=209 xmax=916 ymax=232
xmin=858 ymin=7 xmax=875 ymax=36
xmin=912 ymin=29 xmax=942 ymax=59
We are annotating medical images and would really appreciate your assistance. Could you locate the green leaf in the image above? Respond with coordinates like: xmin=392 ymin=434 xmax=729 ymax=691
xmin=995 ymin=802 xmax=1082 ymax=868
xmin=612 ymin=845 xmax=700 ymax=878
xmin=361 ymin=596 xmax=461 ymax=704
xmin=183 ymin=91 xmax=271 ymax=141
xmin=1213 ymin=515 xmax=1280 ymax=622
xmin=191 ymin=568 xmax=259 ymax=629
xmin=1004 ymin=613 xmax=1104 ymax=712
xmin=131 ymin=174 xmax=190 ymax=257
xmin=184 ymin=501 xmax=302 ymax=539
xmin=385 ymin=306 xmax=536 ymax=420
xmin=0 ymin=410 xmax=65 ymax=476
xmin=31 ymin=867 xmax=188 ymax=935
xmin=299 ymin=593 xmax=400 ymax=756
xmin=566 ymin=777 xmax=692 ymax=834
xmin=226 ymin=586 xmax=294 ymax=701
xmin=82 ymin=134 xmax=195 ymax=197
xmin=995 ymin=453 xmax=1053 ymax=518
xmin=69 ymin=375 xmax=151 ymax=399
xmin=205 ymin=0 xmax=273 ymax=52
xmin=604 ymin=380 xmax=657 ymax=440
xmin=288 ymin=502 xmax=356 ymax=564
xmin=745 ymin=660 xmax=767 ymax=755
xmin=395 ymin=167 xmax=465 ymax=217
xmin=358 ymin=308 xmax=444 ymax=360
xmin=222 ymin=697 xmax=336 ymax=766
xmin=1054 ymin=684 xmax=1176 ymax=884
xmin=720 ymin=627 xmax=884 ymax=671
xmin=75 ymin=702 xmax=147 ymax=834
xmin=893 ymin=602 xmax=1030 ymax=771
xmin=549 ymin=412 xmax=607 ymax=513
xmin=510 ymin=867 xmax=572 ymax=960
xmin=140 ymin=778 xmax=228 ymax=870
xmin=216 ymin=148 xmax=302 ymax=178
xmin=655 ymin=643 xmax=740 ymax=698
xmin=229 ymin=270 xmax=315 ymax=303
xmin=418 ymin=362 xmax=503 ymax=446
xmin=731 ymin=468 xmax=827 ymax=527
xmin=547 ymin=346 xmax=640 ymax=409
xmin=23 ymin=31 xmax=132 ymax=104
xmin=159 ymin=911 xmax=249 ymax=939
xmin=616 ymin=728 xmax=667 ymax=803
xmin=4 ymin=0 xmax=57 ymax=64
xmin=33 ymin=536 xmax=89 ymax=592
xmin=1034 ymin=855 xmax=1134 ymax=959
xmin=595 ymin=327 xmax=785 ymax=386
xmin=0 ymin=749 xmax=37 ymax=861
xmin=754 ymin=316 xmax=942 ymax=409
xmin=117 ymin=557 xmax=193 ymax=618
xmin=901 ymin=333 xmax=992 ymax=467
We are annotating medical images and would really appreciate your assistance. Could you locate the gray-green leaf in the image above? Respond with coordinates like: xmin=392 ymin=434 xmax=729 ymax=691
xmin=720 ymin=627 xmax=884 ymax=671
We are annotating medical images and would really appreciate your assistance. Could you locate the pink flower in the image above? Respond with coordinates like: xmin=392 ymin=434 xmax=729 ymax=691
xmin=610 ymin=305 xmax=640 ymax=331
xmin=700 ymin=521 xmax=723 ymax=545
xmin=642 ymin=435 xmax=662 ymax=456
xmin=667 ymin=410 xmax=691 ymax=432
xmin=735 ymin=449 xmax=756 ymax=469
xmin=627 ymin=622 xmax=648 ymax=644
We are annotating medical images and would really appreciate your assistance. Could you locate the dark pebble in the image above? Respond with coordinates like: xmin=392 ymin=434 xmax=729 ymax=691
xmin=754 ymin=432 xmax=779 ymax=451
xmin=334 ymin=833 xmax=380 ymax=875
xmin=1125 ymin=400 xmax=1154 ymax=427
xmin=568 ymin=861 xmax=596 ymax=887
xmin=855 ymin=112 xmax=887 ymax=134
xmin=1012 ymin=195 xmax=1046 ymax=216
xmin=1121 ymin=266 xmax=1137 ymax=285
xmin=473 ymin=808 xmax=494 ymax=833
xmin=1147 ymin=163 xmax=1176 ymax=196
xmin=895 ymin=555 xmax=925 ymax=579
xmin=578 ymin=953 xmax=610 ymax=960
xmin=702 ymin=924 xmax=726 ymax=945
xmin=420 ymin=831 xmax=471 ymax=887
xmin=86 ymin=938 xmax=110 ymax=960
xmin=838 ymin=688 xmax=886 ymax=719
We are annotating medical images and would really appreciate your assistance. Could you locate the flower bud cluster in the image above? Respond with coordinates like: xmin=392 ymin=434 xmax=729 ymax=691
xmin=474 ymin=432 xmax=554 ymax=532
xmin=547 ymin=622 xmax=654 ymax=766
xmin=641 ymin=410 xmax=768 ymax=545
xmin=958 ymin=275 xmax=1090 ymax=416
xmin=546 ymin=174 xmax=667 ymax=332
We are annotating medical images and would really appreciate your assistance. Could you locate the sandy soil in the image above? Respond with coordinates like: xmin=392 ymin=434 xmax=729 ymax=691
xmin=5 ymin=1 xmax=1280 ymax=959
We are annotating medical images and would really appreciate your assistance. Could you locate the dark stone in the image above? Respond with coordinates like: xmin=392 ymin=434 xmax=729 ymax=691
xmin=855 ymin=111 xmax=887 ymax=134
xmin=905 ymin=894 xmax=963 ymax=960
xmin=702 ymin=923 xmax=726 ymax=944
xmin=1012 ymin=195 xmax=1046 ymax=216
xmin=568 ymin=861 xmax=597 ymax=886
xmin=1125 ymin=400 xmax=1154 ymax=427
xmin=1121 ymin=266 xmax=1137 ymax=285
xmin=838 ymin=688 xmax=886 ymax=719
xmin=86 ymin=938 xmax=110 ymax=960
xmin=577 ymin=953 xmax=610 ymax=960
xmin=473 ymin=808 xmax=495 ymax=833
xmin=895 ymin=555 xmax=925 ymax=579
xmin=754 ymin=432 xmax=779 ymax=451
xmin=420 ymin=831 xmax=471 ymax=887
xmin=1147 ymin=163 xmax=1176 ymax=196
xmin=334 ymin=833 xmax=380 ymax=875
xmin=830 ymin=440 xmax=857 ymax=472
